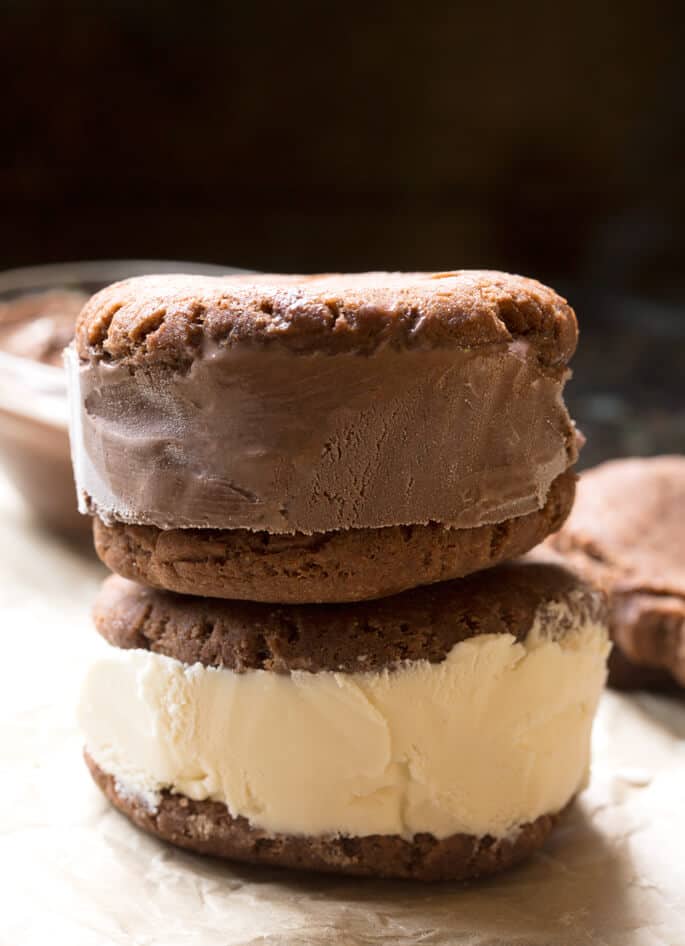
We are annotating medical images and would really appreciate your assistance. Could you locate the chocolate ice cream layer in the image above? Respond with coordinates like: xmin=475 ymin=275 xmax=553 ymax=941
xmin=68 ymin=271 xmax=579 ymax=534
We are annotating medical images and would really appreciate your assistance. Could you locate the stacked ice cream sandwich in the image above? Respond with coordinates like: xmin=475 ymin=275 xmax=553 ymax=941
xmin=68 ymin=271 xmax=610 ymax=881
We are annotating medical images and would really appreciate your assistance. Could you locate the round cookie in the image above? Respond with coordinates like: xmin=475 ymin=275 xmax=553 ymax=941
xmin=548 ymin=455 xmax=685 ymax=690
xmin=68 ymin=270 xmax=580 ymax=603
xmin=81 ymin=562 xmax=609 ymax=881
xmin=92 ymin=467 xmax=576 ymax=604
xmin=86 ymin=755 xmax=564 ymax=882
xmin=94 ymin=556 xmax=597 ymax=672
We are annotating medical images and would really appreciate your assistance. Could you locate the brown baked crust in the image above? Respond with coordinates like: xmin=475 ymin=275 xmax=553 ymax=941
xmin=548 ymin=456 xmax=685 ymax=688
xmin=86 ymin=755 xmax=565 ymax=882
xmin=93 ymin=467 xmax=577 ymax=605
xmin=75 ymin=270 xmax=577 ymax=368
xmin=94 ymin=551 xmax=605 ymax=674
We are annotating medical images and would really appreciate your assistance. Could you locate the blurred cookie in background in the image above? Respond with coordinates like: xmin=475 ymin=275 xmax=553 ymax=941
xmin=549 ymin=455 xmax=685 ymax=691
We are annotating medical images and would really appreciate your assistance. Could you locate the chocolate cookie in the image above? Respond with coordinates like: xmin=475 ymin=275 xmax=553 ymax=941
xmin=87 ymin=755 xmax=566 ymax=882
xmin=81 ymin=561 xmax=609 ymax=881
xmin=92 ymin=467 xmax=576 ymax=603
xmin=74 ymin=270 xmax=578 ymax=364
xmin=549 ymin=456 xmax=685 ymax=689
xmin=68 ymin=270 xmax=580 ymax=602
xmin=94 ymin=555 xmax=604 ymax=673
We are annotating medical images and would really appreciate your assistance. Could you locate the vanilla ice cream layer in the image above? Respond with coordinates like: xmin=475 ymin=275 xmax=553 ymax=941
xmin=80 ymin=603 xmax=609 ymax=841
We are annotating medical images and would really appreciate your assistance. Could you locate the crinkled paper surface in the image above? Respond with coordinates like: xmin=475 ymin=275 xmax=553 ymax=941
xmin=1 ymin=476 xmax=684 ymax=946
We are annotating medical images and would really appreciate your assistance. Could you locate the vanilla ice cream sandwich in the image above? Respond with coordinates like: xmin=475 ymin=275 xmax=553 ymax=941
xmin=80 ymin=559 xmax=609 ymax=881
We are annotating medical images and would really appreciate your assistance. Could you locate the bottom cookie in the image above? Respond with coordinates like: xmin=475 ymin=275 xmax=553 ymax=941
xmin=86 ymin=755 xmax=565 ymax=882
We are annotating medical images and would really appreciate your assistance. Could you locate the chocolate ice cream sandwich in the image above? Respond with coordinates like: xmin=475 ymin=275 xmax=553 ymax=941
xmin=67 ymin=271 xmax=580 ymax=603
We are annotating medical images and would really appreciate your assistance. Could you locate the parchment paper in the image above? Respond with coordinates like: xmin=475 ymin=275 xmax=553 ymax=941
xmin=1 ymin=476 xmax=684 ymax=946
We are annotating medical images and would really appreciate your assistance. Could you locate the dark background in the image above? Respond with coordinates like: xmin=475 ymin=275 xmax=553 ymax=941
xmin=2 ymin=1 xmax=684 ymax=461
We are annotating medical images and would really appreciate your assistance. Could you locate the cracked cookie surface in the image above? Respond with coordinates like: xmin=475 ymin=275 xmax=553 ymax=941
xmin=93 ymin=551 xmax=605 ymax=672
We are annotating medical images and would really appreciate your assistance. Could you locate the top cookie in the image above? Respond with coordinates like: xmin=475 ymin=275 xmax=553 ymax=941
xmin=75 ymin=270 xmax=577 ymax=366
xmin=549 ymin=456 xmax=685 ymax=686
